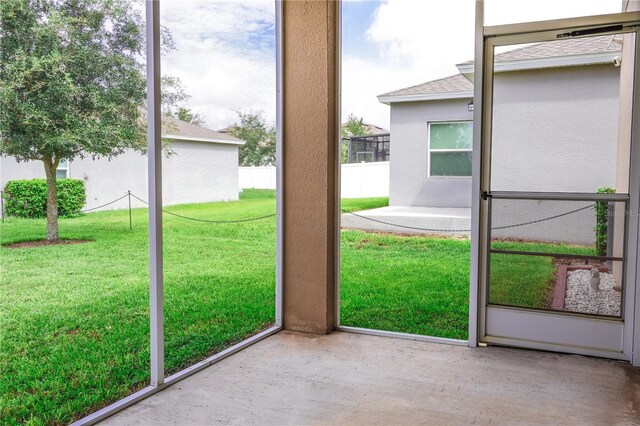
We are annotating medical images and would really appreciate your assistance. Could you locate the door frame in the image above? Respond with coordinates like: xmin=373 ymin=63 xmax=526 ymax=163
xmin=470 ymin=10 xmax=640 ymax=363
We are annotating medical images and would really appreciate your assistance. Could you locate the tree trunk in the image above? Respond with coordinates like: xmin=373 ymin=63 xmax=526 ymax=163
xmin=43 ymin=156 xmax=60 ymax=242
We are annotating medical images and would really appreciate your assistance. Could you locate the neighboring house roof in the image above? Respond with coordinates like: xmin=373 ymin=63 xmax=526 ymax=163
xmin=380 ymin=35 xmax=622 ymax=104
xmin=163 ymin=116 xmax=245 ymax=146
xmin=360 ymin=123 xmax=389 ymax=136
xmin=496 ymin=34 xmax=620 ymax=62
xmin=217 ymin=125 xmax=236 ymax=134
xmin=457 ymin=34 xmax=622 ymax=74
xmin=378 ymin=74 xmax=473 ymax=104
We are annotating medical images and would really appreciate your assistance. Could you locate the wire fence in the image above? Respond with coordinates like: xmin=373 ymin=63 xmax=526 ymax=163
xmin=129 ymin=193 xmax=276 ymax=224
xmin=344 ymin=204 xmax=595 ymax=233
xmin=1 ymin=189 xmax=596 ymax=233
xmin=0 ymin=190 xmax=276 ymax=227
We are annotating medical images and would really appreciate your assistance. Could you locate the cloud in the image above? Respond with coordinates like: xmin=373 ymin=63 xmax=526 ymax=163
xmin=160 ymin=0 xmax=276 ymax=130
xmin=365 ymin=0 xmax=475 ymax=76
xmin=342 ymin=56 xmax=427 ymax=130
xmin=342 ymin=0 xmax=622 ymax=128
xmin=156 ymin=0 xmax=623 ymax=131
xmin=484 ymin=0 xmax=621 ymax=26
xmin=342 ymin=0 xmax=475 ymax=128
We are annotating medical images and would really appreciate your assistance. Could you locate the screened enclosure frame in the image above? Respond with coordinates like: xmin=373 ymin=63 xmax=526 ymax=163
xmin=344 ymin=133 xmax=391 ymax=163
xmin=335 ymin=2 xmax=640 ymax=360
xmin=472 ymin=10 xmax=640 ymax=362
xmin=333 ymin=0 xmax=470 ymax=348
xmin=72 ymin=1 xmax=284 ymax=424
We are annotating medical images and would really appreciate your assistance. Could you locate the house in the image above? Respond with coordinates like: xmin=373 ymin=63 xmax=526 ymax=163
xmin=99 ymin=5 xmax=640 ymax=422
xmin=4 ymin=2 xmax=640 ymax=424
xmin=377 ymin=35 xmax=626 ymax=244
xmin=0 ymin=116 xmax=245 ymax=211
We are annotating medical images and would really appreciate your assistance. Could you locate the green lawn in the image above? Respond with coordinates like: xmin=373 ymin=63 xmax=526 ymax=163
xmin=488 ymin=241 xmax=595 ymax=309
xmin=0 ymin=190 xmax=592 ymax=424
xmin=340 ymin=196 xmax=388 ymax=213
xmin=340 ymin=232 xmax=470 ymax=338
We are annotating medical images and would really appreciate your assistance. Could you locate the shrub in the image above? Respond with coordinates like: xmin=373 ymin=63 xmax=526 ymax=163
xmin=2 ymin=179 xmax=86 ymax=218
xmin=595 ymin=187 xmax=615 ymax=257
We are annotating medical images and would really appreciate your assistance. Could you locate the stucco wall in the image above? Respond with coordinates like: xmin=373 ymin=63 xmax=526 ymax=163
xmin=491 ymin=65 xmax=620 ymax=193
xmin=0 ymin=140 xmax=239 ymax=211
xmin=390 ymin=64 xmax=620 ymax=208
xmin=161 ymin=141 xmax=239 ymax=206
xmin=389 ymin=98 xmax=473 ymax=207
xmin=388 ymin=64 xmax=621 ymax=244
xmin=282 ymin=0 xmax=339 ymax=334
xmin=490 ymin=65 xmax=620 ymax=244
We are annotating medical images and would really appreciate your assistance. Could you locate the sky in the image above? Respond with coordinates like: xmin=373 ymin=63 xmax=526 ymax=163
xmin=160 ymin=0 xmax=623 ymax=131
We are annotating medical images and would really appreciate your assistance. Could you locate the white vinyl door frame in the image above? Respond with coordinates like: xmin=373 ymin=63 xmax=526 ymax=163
xmin=470 ymin=10 xmax=640 ymax=363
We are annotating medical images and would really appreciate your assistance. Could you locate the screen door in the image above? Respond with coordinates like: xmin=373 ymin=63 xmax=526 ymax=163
xmin=478 ymin=13 xmax=640 ymax=360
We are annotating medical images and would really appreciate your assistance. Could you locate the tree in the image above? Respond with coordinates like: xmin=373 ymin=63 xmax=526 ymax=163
xmin=160 ymin=76 xmax=206 ymax=126
xmin=0 ymin=0 xmax=183 ymax=242
xmin=230 ymin=111 xmax=275 ymax=166
xmin=172 ymin=106 xmax=206 ymax=126
xmin=342 ymin=113 xmax=369 ymax=139
xmin=341 ymin=113 xmax=371 ymax=163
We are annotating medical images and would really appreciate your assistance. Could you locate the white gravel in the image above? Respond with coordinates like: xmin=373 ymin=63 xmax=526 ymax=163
xmin=564 ymin=269 xmax=620 ymax=316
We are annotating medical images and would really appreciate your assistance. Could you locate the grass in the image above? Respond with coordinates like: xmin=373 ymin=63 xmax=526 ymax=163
xmin=0 ymin=190 xmax=593 ymax=424
xmin=0 ymin=190 xmax=278 ymax=425
xmin=488 ymin=241 xmax=595 ymax=308
xmin=340 ymin=232 xmax=470 ymax=339
xmin=340 ymin=196 xmax=388 ymax=213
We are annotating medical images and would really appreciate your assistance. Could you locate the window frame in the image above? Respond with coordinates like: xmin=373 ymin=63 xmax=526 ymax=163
xmin=427 ymin=120 xmax=473 ymax=179
xmin=56 ymin=159 xmax=69 ymax=179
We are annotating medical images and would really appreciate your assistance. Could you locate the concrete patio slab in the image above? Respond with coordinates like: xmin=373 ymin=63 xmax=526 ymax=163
xmin=103 ymin=331 xmax=640 ymax=425
xmin=342 ymin=206 xmax=471 ymax=236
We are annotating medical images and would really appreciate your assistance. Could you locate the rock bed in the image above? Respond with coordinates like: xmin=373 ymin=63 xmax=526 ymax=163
xmin=564 ymin=269 xmax=620 ymax=316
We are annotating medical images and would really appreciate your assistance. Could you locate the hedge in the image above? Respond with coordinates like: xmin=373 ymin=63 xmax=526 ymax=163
xmin=595 ymin=187 xmax=615 ymax=257
xmin=2 ymin=179 xmax=86 ymax=218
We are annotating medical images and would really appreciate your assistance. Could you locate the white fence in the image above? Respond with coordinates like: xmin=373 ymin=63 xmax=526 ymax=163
xmin=238 ymin=165 xmax=278 ymax=190
xmin=239 ymin=161 xmax=390 ymax=198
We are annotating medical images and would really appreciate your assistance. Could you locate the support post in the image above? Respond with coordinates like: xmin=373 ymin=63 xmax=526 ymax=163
xmin=128 ymin=190 xmax=132 ymax=231
xmin=275 ymin=0 xmax=284 ymax=328
xmin=282 ymin=0 xmax=339 ymax=334
xmin=1 ymin=191 xmax=4 ymax=223
xmin=146 ymin=0 xmax=164 ymax=386
xmin=469 ymin=0 xmax=485 ymax=348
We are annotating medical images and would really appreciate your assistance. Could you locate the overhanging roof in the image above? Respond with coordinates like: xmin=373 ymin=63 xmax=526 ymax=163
xmin=162 ymin=134 xmax=245 ymax=146
xmin=456 ymin=35 xmax=621 ymax=74
xmin=380 ymin=35 xmax=622 ymax=104
xmin=163 ymin=116 xmax=245 ymax=146
xmin=378 ymin=74 xmax=473 ymax=105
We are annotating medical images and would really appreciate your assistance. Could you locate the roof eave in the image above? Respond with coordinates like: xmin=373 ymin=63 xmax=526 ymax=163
xmin=377 ymin=90 xmax=474 ymax=105
xmin=456 ymin=50 xmax=620 ymax=74
xmin=163 ymin=134 xmax=246 ymax=146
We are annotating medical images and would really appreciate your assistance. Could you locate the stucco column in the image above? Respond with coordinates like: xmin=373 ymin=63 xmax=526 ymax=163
xmin=282 ymin=0 xmax=339 ymax=333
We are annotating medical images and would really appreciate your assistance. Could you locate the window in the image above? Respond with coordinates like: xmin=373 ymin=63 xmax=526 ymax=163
xmin=428 ymin=122 xmax=472 ymax=177
xmin=56 ymin=159 xmax=68 ymax=179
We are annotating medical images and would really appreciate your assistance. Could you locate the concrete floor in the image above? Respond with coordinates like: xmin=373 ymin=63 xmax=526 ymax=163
xmin=341 ymin=206 xmax=471 ymax=236
xmin=103 ymin=331 xmax=640 ymax=425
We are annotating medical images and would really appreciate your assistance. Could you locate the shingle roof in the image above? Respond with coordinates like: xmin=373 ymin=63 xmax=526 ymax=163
xmin=500 ymin=34 xmax=620 ymax=61
xmin=382 ymin=35 xmax=622 ymax=101
xmin=458 ymin=34 xmax=621 ymax=65
xmin=379 ymin=74 xmax=473 ymax=98
xmin=163 ymin=116 xmax=243 ymax=143
xmin=362 ymin=123 xmax=389 ymax=135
